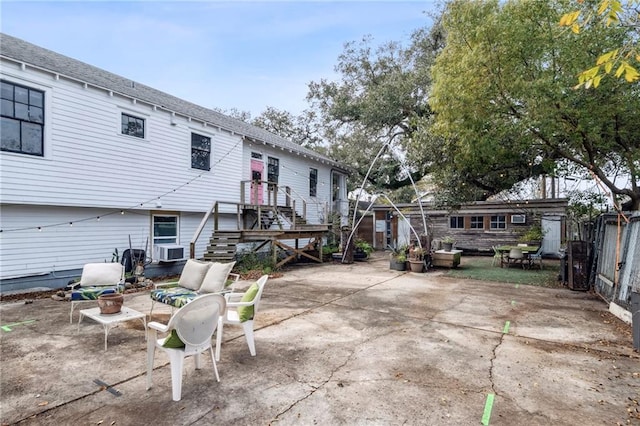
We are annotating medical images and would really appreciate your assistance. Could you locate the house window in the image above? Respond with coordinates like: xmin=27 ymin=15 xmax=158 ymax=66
xmin=1 ymin=80 xmax=44 ymax=156
xmin=309 ymin=168 xmax=318 ymax=197
xmin=490 ymin=215 xmax=507 ymax=230
xmin=153 ymin=215 xmax=178 ymax=245
xmin=191 ymin=132 xmax=211 ymax=171
xmin=267 ymin=157 xmax=279 ymax=189
xmin=121 ymin=113 xmax=145 ymax=138
xmin=470 ymin=216 xmax=484 ymax=229
xmin=450 ymin=216 xmax=464 ymax=229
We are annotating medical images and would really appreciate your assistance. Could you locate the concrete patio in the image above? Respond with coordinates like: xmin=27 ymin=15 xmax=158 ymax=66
xmin=1 ymin=254 xmax=638 ymax=425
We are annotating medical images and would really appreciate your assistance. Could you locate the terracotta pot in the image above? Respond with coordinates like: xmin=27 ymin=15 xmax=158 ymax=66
xmin=408 ymin=260 xmax=424 ymax=273
xmin=98 ymin=293 xmax=124 ymax=314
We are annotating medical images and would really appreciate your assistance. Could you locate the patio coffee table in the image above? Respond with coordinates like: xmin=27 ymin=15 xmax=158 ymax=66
xmin=78 ymin=306 xmax=147 ymax=351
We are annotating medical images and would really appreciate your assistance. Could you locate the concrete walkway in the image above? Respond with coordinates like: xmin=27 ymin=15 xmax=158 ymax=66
xmin=1 ymin=254 xmax=638 ymax=425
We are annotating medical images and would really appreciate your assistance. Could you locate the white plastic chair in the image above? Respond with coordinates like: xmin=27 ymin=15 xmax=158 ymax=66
xmin=146 ymin=293 xmax=226 ymax=401
xmin=508 ymin=248 xmax=525 ymax=269
xmin=215 ymin=275 xmax=269 ymax=361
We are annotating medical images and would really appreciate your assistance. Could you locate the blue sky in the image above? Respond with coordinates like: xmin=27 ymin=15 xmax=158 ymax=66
xmin=1 ymin=1 xmax=438 ymax=117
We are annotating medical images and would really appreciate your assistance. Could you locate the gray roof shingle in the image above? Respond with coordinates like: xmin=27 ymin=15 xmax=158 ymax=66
xmin=0 ymin=33 xmax=347 ymax=171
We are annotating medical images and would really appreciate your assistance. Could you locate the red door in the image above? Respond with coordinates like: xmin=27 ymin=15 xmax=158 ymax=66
xmin=250 ymin=159 xmax=264 ymax=205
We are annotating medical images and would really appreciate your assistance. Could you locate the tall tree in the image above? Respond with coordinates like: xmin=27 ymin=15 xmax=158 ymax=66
xmin=429 ymin=0 xmax=640 ymax=209
xmin=307 ymin=23 xmax=444 ymax=195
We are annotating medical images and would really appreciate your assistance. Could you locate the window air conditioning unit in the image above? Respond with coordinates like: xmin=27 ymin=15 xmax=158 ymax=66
xmin=511 ymin=214 xmax=526 ymax=224
xmin=154 ymin=244 xmax=186 ymax=262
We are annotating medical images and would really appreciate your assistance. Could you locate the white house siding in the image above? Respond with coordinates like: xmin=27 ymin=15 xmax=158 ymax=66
xmin=0 ymin=205 xmax=151 ymax=279
xmin=0 ymin=61 xmax=243 ymax=212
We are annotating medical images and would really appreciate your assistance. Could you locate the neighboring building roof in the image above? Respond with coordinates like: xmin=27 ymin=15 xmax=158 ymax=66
xmin=0 ymin=33 xmax=349 ymax=173
xmin=373 ymin=198 xmax=569 ymax=215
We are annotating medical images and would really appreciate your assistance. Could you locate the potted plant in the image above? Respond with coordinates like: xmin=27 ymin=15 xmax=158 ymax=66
xmin=354 ymin=240 xmax=373 ymax=261
xmin=408 ymin=245 xmax=425 ymax=272
xmin=441 ymin=236 xmax=455 ymax=251
xmin=389 ymin=245 xmax=408 ymax=271
xmin=519 ymin=224 xmax=545 ymax=246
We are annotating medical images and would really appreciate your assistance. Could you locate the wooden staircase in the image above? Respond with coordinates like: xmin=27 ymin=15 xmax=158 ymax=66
xmin=202 ymin=231 xmax=241 ymax=262
xmin=276 ymin=206 xmax=307 ymax=227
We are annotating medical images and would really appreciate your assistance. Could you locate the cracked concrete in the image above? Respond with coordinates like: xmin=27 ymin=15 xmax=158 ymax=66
xmin=1 ymin=253 xmax=638 ymax=425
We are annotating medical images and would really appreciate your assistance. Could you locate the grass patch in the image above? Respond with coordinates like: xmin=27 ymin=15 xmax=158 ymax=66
xmin=444 ymin=256 xmax=562 ymax=288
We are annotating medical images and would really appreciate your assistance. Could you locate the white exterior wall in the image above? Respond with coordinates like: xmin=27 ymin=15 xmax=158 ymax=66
xmin=0 ymin=60 xmax=243 ymax=212
xmin=243 ymin=143 xmax=332 ymax=224
xmin=0 ymin=204 xmax=232 ymax=279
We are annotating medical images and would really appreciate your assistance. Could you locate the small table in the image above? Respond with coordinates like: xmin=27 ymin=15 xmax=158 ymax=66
xmin=78 ymin=306 xmax=147 ymax=351
xmin=496 ymin=246 xmax=539 ymax=268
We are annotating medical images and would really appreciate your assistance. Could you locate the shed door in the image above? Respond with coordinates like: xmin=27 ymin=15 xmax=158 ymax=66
xmin=542 ymin=216 xmax=561 ymax=255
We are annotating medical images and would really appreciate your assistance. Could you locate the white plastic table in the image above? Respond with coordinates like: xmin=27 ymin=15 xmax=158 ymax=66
xmin=78 ymin=306 xmax=147 ymax=351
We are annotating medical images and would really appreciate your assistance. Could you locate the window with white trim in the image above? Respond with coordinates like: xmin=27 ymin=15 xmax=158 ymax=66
xmin=191 ymin=132 xmax=211 ymax=171
xmin=121 ymin=112 xmax=145 ymax=138
xmin=153 ymin=215 xmax=178 ymax=245
xmin=490 ymin=215 xmax=507 ymax=230
xmin=1 ymin=80 xmax=44 ymax=156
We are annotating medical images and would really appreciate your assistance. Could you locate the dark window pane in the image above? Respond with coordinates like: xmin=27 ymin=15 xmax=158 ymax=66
xmin=191 ymin=150 xmax=210 ymax=170
xmin=14 ymin=86 xmax=28 ymax=104
xmin=191 ymin=133 xmax=211 ymax=170
xmin=14 ymin=103 xmax=29 ymax=120
xmin=153 ymin=216 xmax=177 ymax=237
xmin=30 ymin=106 xmax=43 ymax=124
xmin=121 ymin=113 xmax=144 ymax=138
xmin=1 ymin=98 xmax=14 ymax=117
xmin=1 ymin=117 xmax=20 ymax=151
xmin=309 ymin=168 xmax=318 ymax=197
xmin=29 ymin=90 xmax=43 ymax=108
xmin=1 ymin=82 xmax=13 ymax=100
xmin=22 ymin=122 xmax=43 ymax=155
xmin=191 ymin=133 xmax=211 ymax=150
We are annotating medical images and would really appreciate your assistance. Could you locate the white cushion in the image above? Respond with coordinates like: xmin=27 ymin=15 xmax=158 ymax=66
xmin=199 ymin=262 xmax=235 ymax=293
xmin=80 ymin=263 xmax=124 ymax=287
xmin=177 ymin=259 xmax=212 ymax=291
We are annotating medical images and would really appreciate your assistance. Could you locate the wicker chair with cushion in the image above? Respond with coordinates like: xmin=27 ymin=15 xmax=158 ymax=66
xmin=69 ymin=263 xmax=125 ymax=323
xmin=149 ymin=259 xmax=238 ymax=317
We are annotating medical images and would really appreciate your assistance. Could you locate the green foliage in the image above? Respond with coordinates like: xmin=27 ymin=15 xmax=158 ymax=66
xmin=355 ymin=240 xmax=373 ymax=256
xmin=322 ymin=245 xmax=339 ymax=255
xmin=111 ymin=248 xmax=119 ymax=263
xmin=442 ymin=235 xmax=455 ymax=244
xmin=559 ymin=0 xmax=639 ymax=87
xmin=236 ymin=251 xmax=276 ymax=275
xmin=429 ymin=0 xmax=640 ymax=210
xmin=389 ymin=244 xmax=408 ymax=261
xmin=518 ymin=224 xmax=546 ymax=243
